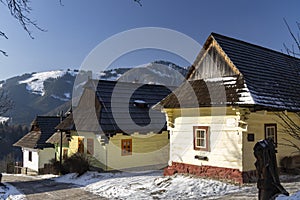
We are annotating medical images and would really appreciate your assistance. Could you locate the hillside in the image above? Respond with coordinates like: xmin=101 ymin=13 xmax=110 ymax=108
xmin=0 ymin=61 xmax=187 ymax=125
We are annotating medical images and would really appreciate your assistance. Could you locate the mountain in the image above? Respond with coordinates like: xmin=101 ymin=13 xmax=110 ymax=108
xmin=100 ymin=61 xmax=188 ymax=86
xmin=0 ymin=69 xmax=79 ymax=125
xmin=0 ymin=61 xmax=188 ymax=125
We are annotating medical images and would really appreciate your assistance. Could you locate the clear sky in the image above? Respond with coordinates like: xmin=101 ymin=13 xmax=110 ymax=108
xmin=0 ymin=0 xmax=299 ymax=80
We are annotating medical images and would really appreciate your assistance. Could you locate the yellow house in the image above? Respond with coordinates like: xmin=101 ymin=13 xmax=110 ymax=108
xmin=155 ymin=33 xmax=300 ymax=184
xmin=48 ymin=80 xmax=171 ymax=171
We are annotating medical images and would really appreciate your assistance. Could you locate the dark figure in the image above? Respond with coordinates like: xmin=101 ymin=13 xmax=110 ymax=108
xmin=0 ymin=173 xmax=2 ymax=183
xmin=253 ymin=138 xmax=289 ymax=200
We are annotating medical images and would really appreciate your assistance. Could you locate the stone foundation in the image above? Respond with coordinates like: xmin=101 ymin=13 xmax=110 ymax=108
xmin=164 ymin=162 xmax=257 ymax=184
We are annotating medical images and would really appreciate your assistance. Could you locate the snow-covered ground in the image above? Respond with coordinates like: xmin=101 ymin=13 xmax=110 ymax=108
xmin=0 ymin=183 xmax=25 ymax=200
xmin=55 ymin=171 xmax=243 ymax=199
xmin=1 ymin=172 xmax=300 ymax=199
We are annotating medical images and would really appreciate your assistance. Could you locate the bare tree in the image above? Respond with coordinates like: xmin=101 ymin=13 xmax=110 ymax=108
xmin=278 ymin=19 xmax=300 ymax=153
xmin=283 ymin=18 xmax=300 ymax=57
xmin=0 ymin=0 xmax=47 ymax=56
xmin=0 ymin=0 xmax=143 ymax=56
xmin=276 ymin=111 xmax=300 ymax=153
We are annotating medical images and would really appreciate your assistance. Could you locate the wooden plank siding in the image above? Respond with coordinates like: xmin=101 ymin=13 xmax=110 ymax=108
xmin=166 ymin=107 xmax=243 ymax=171
xmin=189 ymin=45 xmax=238 ymax=81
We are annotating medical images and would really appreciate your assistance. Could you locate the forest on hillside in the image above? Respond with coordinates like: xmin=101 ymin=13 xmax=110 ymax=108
xmin=0 ymin=123 xmax=28 ymax=172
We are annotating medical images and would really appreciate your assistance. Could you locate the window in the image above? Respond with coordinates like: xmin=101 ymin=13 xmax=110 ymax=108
xmin=247 ymin=133 xmax=255 ymax=142
xmin=193 ymin=126 xmax=209 ymax=151
xmin=87 ymin=138 xmax=94 ymax=155
xmin=265 ymin=124 xmax=277 ymax=146
xmin=121 ymin=139 xmax=132 ymax=156
xmin=28 ymin=151 xmax=32 ymax=162
xmin=63 ymin=149 xmax=68 ymax=160
xmin=78 ymin=138 xmax=84 ymax=153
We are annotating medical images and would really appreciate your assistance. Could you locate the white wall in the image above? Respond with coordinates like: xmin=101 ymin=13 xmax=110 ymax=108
xmin=22 ymin=148 xmax=39 ymax=172
xmin=169 ymin=114 xmax=243 ymax=171
xmin=22 ymin=147 xmax=55 ymax=172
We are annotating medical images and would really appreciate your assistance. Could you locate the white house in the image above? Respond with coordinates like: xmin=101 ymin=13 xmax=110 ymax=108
xmin=155 ymin=32 xmax=300 ymax=184
xmin=14 ymin=116 xmax=61 ymax=174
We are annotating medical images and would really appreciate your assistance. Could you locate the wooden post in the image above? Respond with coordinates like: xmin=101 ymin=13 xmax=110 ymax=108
xmin=59 ymin=111 xmax=63 ymax=172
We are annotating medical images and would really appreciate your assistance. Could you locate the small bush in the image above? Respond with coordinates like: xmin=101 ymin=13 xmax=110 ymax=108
xmin=61 ymin=153 xmax=90 ymax=176
xmin=49 ymin=159 xmax=61 ymax=175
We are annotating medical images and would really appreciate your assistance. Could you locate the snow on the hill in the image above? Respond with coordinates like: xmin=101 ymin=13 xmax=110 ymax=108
xmin=18 ymin=70 xmax=77 ymax=96
xmin=51 ymin=95 xmax=70 ymax=102
xmin=0 ymin=116 xmax=9 ymax=123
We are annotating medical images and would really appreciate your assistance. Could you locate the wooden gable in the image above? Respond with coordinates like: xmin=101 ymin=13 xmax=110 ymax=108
xmin=188 ymin=36 xmax=240 ymax=81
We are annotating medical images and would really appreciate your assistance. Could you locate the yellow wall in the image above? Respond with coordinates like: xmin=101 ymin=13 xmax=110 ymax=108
xmin=107 ymin=131 xmax=169 ymax=171
xmin=242 ymin=111 xmax=300 ymax=171
xmin=65 ymin=130 xmax=169 ymax=171
xmin=38 ymin=148 xmax=56 ymax=168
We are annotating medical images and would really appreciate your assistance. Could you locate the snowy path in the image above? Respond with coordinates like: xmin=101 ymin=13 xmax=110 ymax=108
xmin=2 ymin=174 xmax=106 ymax=200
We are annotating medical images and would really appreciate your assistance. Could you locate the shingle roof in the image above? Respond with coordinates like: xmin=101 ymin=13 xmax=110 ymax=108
xmin=55 ymin=114 xmax=75 ymax=131
xmin=157 ymin=75 xmax=252 ymax=109
xmin=64 ymin=80 xmax=172 ymax=135
xmin=175 ymin=33 xmax=300 ymax=111
xmin=14 ymin=116 xmax=62 ymax=149
xmin=46 ymin=131 xmax=69 ymax=145
xmin=210 ymin=33 xmax=300 ymax=111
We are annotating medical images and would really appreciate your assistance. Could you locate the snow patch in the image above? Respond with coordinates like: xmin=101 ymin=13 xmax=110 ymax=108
xmin=0 ymin=116 xmax=9 ymax=123
xmin=54 ymin=171 xmax=241 ymax=199
xmin=205 ymin=76 xmax=237 ymax=82
xmin=0 ymin=183 xmax=26 ymax=200
xmin=277 ymin=191 xmax=300 ymax=200
xmin=51 ymin=95 xmax=69 ymax=102
xmin=19 ymin=70 xmax=66 ymax=96
xmin=134 ymin=100 xmax=146 ymax=104
xmin=64 ymin=93 xmax=71 ymax=99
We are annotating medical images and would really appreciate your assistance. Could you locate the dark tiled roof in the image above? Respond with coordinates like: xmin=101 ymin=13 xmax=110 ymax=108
xmin=210 ymin=33 xmax=300 ymax=111
xmin=14 ymin=116 xmax=62 ymax=149
xmin=69 ymin=80 xmax=172 ymax=135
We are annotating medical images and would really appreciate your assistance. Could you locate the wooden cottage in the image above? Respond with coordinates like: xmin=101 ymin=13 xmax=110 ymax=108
xmin=48 ymin=79 xmax=172 ymax=171
xmin=14 ymin=116 xmax=62 ymax=174
xmin=155 ymin=33 xmax=300 ymax=184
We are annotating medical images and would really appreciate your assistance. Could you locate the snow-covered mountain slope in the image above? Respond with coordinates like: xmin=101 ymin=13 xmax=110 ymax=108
xmin=18 ymin=70 xmax=77 ymax=96
xmin=0 ymin=69 xmax=80 ymax=125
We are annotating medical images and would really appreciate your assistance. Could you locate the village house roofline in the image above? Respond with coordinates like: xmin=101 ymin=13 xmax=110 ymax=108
xmin=162 ymin=32 xmax=300 ymax=112
xmin=57 ymin=79 xmax=173 ymax=135
xmin=13 ymin=116 xmax=62 ymax=149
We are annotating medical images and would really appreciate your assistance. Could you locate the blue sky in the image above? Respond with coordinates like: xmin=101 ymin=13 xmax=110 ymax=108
xmin=0 ymin=0 xmax=299 ymax=80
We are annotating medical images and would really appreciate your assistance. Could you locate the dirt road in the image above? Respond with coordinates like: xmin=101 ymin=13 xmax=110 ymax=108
xmin=2 ymin=174 xmax=107 ymax=200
